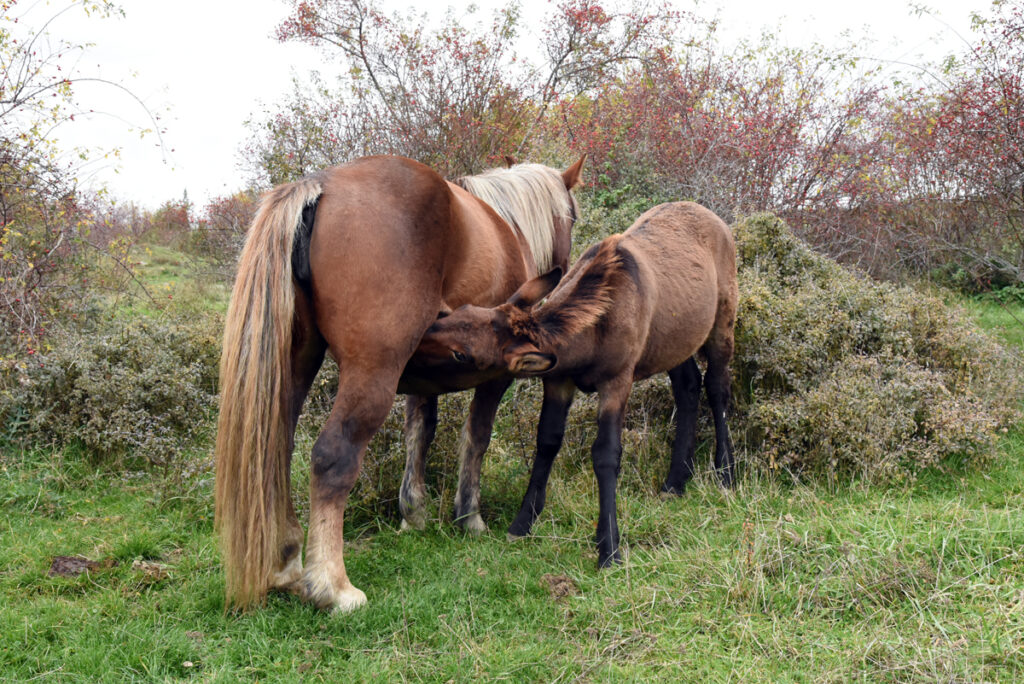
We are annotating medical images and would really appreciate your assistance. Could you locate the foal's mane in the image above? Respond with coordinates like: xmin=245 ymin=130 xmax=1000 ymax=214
xmin=504 ymin=236 xmax=628 ymax=348
xmin=457 ymin=164 xmax=573 ymax=273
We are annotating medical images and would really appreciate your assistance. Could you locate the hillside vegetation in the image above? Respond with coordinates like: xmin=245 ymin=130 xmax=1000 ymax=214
xmin=2 ymin=0 xmax=1024 ymax=679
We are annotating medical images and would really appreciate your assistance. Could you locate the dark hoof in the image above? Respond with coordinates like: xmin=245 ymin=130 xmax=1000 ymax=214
xmin=660 ymin=483 xmax=686 ymax=499
xmin=597 ymin=549 xmax=622 ymax=568
xmin=507 ymin=522 xmax=533 ymax=538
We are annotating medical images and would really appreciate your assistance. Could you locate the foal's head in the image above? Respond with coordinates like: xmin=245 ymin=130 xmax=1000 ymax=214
xmin=412 ymin=269 xmax=563 ymax=377
xmin=414 ymin=236 xmax=629 ymax=378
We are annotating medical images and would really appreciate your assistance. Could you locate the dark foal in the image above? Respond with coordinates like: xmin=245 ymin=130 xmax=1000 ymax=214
xmin=411 ymin=202 xmax=738 ymax=566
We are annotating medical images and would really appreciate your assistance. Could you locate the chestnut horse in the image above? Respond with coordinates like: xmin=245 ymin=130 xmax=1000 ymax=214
xmin=215 ymin=154 xmax=583 ymax=612
xmin=411 ymin=202 xmax=737 ymax=567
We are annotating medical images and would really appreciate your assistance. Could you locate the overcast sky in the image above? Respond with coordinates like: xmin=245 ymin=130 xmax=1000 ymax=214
xmin=27 ymin=0 xmax=989 ymax=209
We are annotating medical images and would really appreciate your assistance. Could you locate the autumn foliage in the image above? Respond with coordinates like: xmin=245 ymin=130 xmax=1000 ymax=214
xmin=245 ymin=0 xmax=1024 ymax=288
xmin=1 ymin=0 xmax=1022 ymax=485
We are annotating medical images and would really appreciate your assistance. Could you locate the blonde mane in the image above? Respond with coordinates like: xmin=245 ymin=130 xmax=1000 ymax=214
xmin=458 ymin=164 xmax=573 ymax=273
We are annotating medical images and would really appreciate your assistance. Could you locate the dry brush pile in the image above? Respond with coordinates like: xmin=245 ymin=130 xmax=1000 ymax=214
xmin=731 ymin=214 xmax=1022 ymax=483
xmin=286 ymin=211 xmax=1024 ymax=524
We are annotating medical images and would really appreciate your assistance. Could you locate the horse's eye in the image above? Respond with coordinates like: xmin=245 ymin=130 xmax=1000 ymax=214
xmin=451 ymin=350 xmax=470 ymax=363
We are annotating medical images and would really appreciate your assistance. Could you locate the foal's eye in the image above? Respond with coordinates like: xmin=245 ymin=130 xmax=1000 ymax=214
xmin=451 ymin=350 xmax=470 ymax=363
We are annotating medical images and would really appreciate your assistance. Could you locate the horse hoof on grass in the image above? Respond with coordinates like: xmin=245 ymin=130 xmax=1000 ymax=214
xmin=659 ymin=486 xmax=685 ymax=500
xmin=301 ymin=570 xmax=366 ymax=612
xmin=456 ymin=513 xmax=489 ymax=535
xmin=331 ymin=585 xmax=368 ymax=614
xmin=270 ymin=552 xmax=304 ymax=593
xmin=400 ymin=517 xmax=426 ymax=532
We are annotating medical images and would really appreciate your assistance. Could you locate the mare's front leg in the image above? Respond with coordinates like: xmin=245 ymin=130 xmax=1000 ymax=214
xmin=662 ymin=358 xmax=701 ymax=496
xmin=399 ymin=394 xmax=438 ymax=530
xmin=508 ymin=378 xmax=576 ymax=538
xmin=592 ymin=377 xmax=632 ymax=567
xmin=452 ymin=376 xmax=514 ymax=533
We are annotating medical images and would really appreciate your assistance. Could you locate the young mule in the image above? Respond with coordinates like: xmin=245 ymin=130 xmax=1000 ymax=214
xmin=412 ymin=202 xmax=738 ymax=566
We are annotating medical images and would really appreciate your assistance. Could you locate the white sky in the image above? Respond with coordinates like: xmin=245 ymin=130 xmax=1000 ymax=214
xmin=23 ymin=0 xmax=988 ymax=210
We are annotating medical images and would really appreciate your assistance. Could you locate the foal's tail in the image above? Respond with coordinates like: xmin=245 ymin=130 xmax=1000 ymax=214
xmin=214 ymin=176 xmax=322 ymax=610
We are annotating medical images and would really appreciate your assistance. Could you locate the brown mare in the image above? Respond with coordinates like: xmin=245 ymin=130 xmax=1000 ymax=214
xmin=411 ymin=202 xmax=738 ymax=567
xmin=215 ymin=154 xmax=583 ymax=612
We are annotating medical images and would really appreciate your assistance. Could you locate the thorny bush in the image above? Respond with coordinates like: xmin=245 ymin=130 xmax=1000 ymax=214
xmin=732 ymin=213 xmax=1022 ymax=483
xmin=1 ymin=317 xmax=220 ymax=467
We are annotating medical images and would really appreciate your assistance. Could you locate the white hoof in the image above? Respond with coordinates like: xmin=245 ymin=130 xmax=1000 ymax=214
xmin=457 ymin=513 xmax=489 ymax=535
xmin=301 ymin=566 xmax=366 ymax=612
xmin=270 ymin=554 xmax=303 ymax=593
xmin=331 ymin=585 xmax=368 ymax=614
xmin=400 ymin=516 xmax=425 ymax=532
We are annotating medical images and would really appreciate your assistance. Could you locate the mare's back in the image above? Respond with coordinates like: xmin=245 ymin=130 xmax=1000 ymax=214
xmin=309 ymin=156 xmax=454 ymax=352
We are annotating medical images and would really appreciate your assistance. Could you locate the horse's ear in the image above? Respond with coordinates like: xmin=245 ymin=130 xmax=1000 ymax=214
xmin=508 ymin=351 xmax=557 ymax=376
xmin=507 ymin=267 xmax=563 ymax=309
xmin=561 ymin=155 xmax=586 ymax=189
xmin=503 ymin=155 xmax=517 ymax=168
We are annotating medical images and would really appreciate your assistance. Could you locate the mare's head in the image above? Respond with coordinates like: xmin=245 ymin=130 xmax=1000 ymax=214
xmin=411 ymin=269 xmax=564 ymax=378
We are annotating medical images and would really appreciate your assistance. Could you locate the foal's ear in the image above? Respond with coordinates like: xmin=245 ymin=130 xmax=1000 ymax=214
xmin=507 ymin=267 xmax=563 ymax=309
xmin=509 ymin=351 xmax=557 ymax=376
xmin=561 ymin=155 xmax=586 ymax=189
xmin=503 ymin=155 xmax=517 ymax=168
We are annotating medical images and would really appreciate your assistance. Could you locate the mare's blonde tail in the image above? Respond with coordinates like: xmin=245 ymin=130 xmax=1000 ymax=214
xmin=214 ymin=176 xmax=322 ymax=610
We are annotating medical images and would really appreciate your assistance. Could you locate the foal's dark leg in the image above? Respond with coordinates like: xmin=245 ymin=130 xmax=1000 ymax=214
xmin=592 ymin=379 xmax=631 ymax=568
xmin=399 ymin=394 xmax=438 ymax=530
xmin=453 ymin=376 xmax=514 ymax=533
xmin=662 ymin=358 xmax=702 ymax=496
xmin=704 ymin=343 xmax=736 ymax=489
xmin=508 ymin=378 xmax=576 ymax=538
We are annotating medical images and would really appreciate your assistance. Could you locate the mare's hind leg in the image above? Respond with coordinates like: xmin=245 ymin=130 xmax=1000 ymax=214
xmin=302 ymin=369 xmax=397 ymax=612
xmin=453 ymin=377 xmax=513 ymax=533
xmin=399 ymin=394 xmax=438 ymax=531
xmin=662 ymin=358 xmax=702 ymax=496
xmin=704 ymin=338 xmax=736 ymax=488
xmin=508 ymin=378 xmax=576 ymax=538
xmin=272 ymin=289 xmax=327 ymax=593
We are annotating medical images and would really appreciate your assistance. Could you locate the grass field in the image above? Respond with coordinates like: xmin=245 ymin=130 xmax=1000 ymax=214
xmin=2 ymin=300 xmax=1022 ymax=682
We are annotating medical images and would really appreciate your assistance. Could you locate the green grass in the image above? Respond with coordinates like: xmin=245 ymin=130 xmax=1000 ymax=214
xmin=107 ymin=243 xmax=231 ymax=320
xmin=2 ymin=299 xmax=1023 ymax=681
xmin=963 ymin=296 xmax=1024 ymax=351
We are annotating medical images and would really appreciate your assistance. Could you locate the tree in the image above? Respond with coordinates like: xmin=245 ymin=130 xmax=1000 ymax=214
xmin=245 ymin=0 xmax=679 ymax=184
xmin=879 ymin=0 xmax=1024 ymax=283
xmin=0 ymin=0 xmax=158 ymax=358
